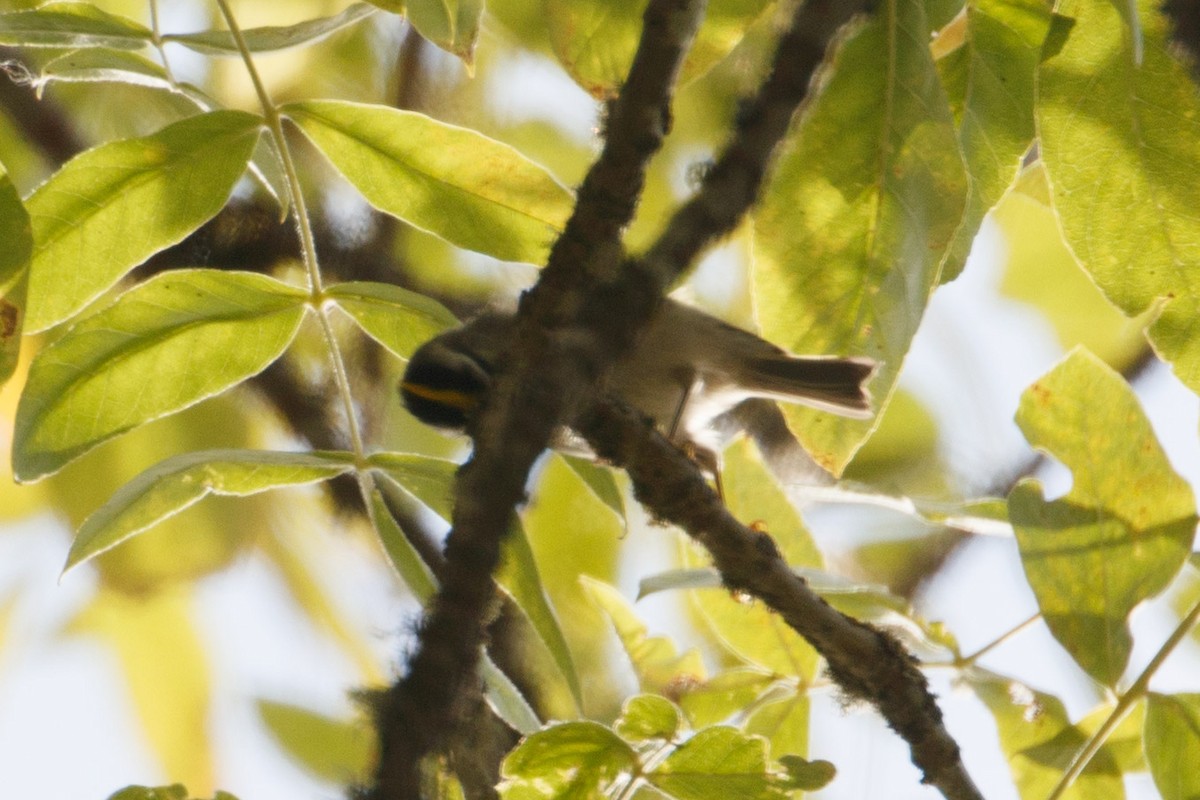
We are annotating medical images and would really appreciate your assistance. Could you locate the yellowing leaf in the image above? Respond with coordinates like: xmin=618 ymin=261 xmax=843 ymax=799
xmin=163 ymin=4 xmax=376 ymax=55
xmin=1145 ymin=693 xmax=1200 ymax=800
xmin=257 ymin=700 xmax=374 ymax=784
xmin=1038 ymin=0 xmax=1200 ymax=393
xmin=753 ymin=1 xmax=967 ymax=474
xmin=1010 ymin=349 xmax=1196 ymax=686
xmin=25 ymin=111 xmax=262 ymax=332
xmin=14 ymin=270 xmax=308 ymax=481
xmin=403 ymin=0 xmax=484 ymax=66
xmin=285 ymin=100 xmax=573 ymax=265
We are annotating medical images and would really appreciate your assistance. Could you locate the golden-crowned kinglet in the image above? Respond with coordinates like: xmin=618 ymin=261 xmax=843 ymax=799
xmin=400 ymin=299 xmax=875 ymax=470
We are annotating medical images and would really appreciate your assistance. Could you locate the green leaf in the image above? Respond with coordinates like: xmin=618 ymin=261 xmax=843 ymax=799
xmin=367 ymin=451 xmax=459 ymax=520
xmin=559 ymin=454 xmax=625 ymax=523
xmin=745 ymin=694 xmax=809 ymax=762
xmin=481 ymin=651 xmax=543 ymax=735
xmin=257 ymin=700 xmax=373 ymax=784
xmin=0 ymin=2 xmax=152 ymax=49
xmin=367 ymin=485 xmax=438 ymax=602
xmin=648 ymin=726 xmax=786 ymax=800
xmin=545 ymin=0 xmax=771 ymax=99
xmin=35 ymin=47 xmax=171 ymax=91
xmin=937 ymin=0 xmax=1050 ymax=275
xmin=14 ymin=270 xmax=309 ymax=482
xmin=1145 ymin=693 xmax=1200 ymax=800
xmin=0 ymin=159 xmax=31 ymax=385
xmin=63 ymin=449 xmax=355 ymax=573
xmin=326 ymin=281 xmax=458 ymax=359
xmin=677 ymin=668 xmax=775 ymax=729
xmin=401 ymin=0 xmax=485 ymax=67
xmin=1009 ymin=348 xmax=1196 ymax=686
xmin=777 ymin=755 xmax=835 ymax=792
xmin=162 ymin=4 xmax=377 ymax=55
xmin=499 ymin=721 xmax=636 ymax=799
xmin=753 ymin=2 xmax=967 ymax=474
xmin=582 ymin=576 xmax=706 ymax=695
xmin=25 ymin=110 xmax=263 ymax=332
xmin=682 ymin=439 xmax=822 ymax=677
xmin=285 ymin=100 xmax=573 ymax=265
xmin=1038 ymin=0 xmax=1200 ymax=394
xmin=105 ymin=786 xmax=189 ymax=800
xmin=614 ymin=694 xmax=682 ymax=742
xmin=971 ymin=673 xmax=1128 ymax=800
xmin=498 ymin=518 xmax=584 ymax=711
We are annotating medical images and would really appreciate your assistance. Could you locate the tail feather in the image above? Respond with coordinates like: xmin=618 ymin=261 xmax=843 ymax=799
xmin=744 ymin=356 xmax=876 ymax=418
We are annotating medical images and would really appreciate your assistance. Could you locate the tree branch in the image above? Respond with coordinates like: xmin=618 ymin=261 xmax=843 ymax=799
xmin=576 ymin=397 xmax=984 ymax=800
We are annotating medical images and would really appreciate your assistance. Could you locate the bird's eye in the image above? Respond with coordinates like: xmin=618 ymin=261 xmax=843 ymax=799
xmin=400 ymin=349 xmax=491 ymax=429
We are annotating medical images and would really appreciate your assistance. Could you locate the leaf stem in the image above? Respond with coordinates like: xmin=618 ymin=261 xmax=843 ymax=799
xmin=956 ymin=612 xmax=1041 ymax=667
xmin=212 ymin=0 xmax=365 ymax=460
xmin=147 ymin=0 xmax=179 ymax=85
xmin=1047 ymin=592 xmax=1200 ymax=799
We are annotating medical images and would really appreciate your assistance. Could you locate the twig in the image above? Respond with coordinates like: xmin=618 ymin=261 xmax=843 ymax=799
xmin=576 ymin=397 xmax=985 ymax=800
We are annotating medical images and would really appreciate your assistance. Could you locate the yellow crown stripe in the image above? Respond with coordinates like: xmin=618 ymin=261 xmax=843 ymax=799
xmin=401 ymin=381 xmax=480 ymax=411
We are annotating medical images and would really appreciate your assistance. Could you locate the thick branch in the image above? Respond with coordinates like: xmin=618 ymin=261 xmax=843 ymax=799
xmin=366 ymin=2 xmax=707 ymax=797
xmin=576 ymin=397 xmax=985 ymax=800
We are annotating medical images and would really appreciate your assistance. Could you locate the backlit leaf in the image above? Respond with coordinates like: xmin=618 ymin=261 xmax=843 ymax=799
xmin=367 ymin=451 xmax=458 ymax=520
xmin=0 ymin=2 xmax=152 ymax=49
xmin=25 ymin=111 xmax=262 ymax=331
xmin=499 ymin=721 xmax=636 ymax=799
xmin=326 ymin=281 xmax=458 ymax=359
xmin=753 ymin=1 xmax=967 ymax=474
xmin=285 ymin=100 xmax=572 ymax=265
xmin=1009 ymin=349 xmax=1196 ymax=685
xmin=402 ymin=0 xmax=485 ymax=66
xmin=0 ymin=160 xmax=30 ymax=385
xmin=367 ymin=485 xmax=438 ymax=602
xmin=15 ymin=270 xmax=309 ymax=481
xmin=257 ymin=700 xmax=373 ymax=784
xmin=1038 ymin=0 xmax=1200 ymax=393
xmin=1145 ymin=693 xmax=1200 ymax=800
xmin=163 ymin=4 xmax=377 ymax=55
xmin=64 ymin=449 xmax=355 ymax=572
xmin=648 ymin=726 xmax=786 ymax=800
xmin=614 ymin=694 xmax=681 ymax=742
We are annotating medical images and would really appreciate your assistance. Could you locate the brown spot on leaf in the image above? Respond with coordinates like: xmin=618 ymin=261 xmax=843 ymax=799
xmin=0 ymin=300 xmax=19 ymax=339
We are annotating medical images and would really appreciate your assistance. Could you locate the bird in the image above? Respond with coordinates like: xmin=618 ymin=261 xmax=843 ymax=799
xmin=399 ymin=299 xmax=876 ymax=488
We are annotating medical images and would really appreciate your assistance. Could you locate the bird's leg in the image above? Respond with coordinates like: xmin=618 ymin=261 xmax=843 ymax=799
xmin=667 ymin=376 xmax=725 ymax=500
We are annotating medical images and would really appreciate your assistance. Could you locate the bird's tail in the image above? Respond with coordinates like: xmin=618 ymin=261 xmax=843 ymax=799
xmin=743 ymin=355 xmax=877 ymax=418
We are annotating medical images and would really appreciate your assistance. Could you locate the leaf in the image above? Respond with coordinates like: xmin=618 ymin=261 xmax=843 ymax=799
xmin=25 ymin=110 xmax=263 ymax=332
xmin=76 ymin=589 xmax=214 ymax=793
xmin=0 ymin=159 xmax=31 ymax=385
xmin=683 ymin=439 xmax=822 ymax=677
xmin=499 ymin=721 xmax=636 ymax=799
xmin=326 ymin=281 xmax=458 ymax=359
xmin=648 ymin=726 xmax=787 ymax=800
xmin=677 ymin=667 xmax=775 ymax=729
xmin=401 ymin=0 xmax=485 ymax=67
xmin=257 ymin=700 xmax=373 ymax=784
xmin=0 ymin=2 xmax=152 ymax=49
xmin=367 ymin=485 xmax=438 ymax=602
xmin=582 ymin=576 xmax=706 ymax=696
xmin=777 ymin=754 xmax=835 ymax=792
xmin=63 ymin=449 xmax=355 ymax=572
xmin=1009 ymin=348 xmax=1196 ymax=686
xmin=614 ymin=694 xmax=682 ymax=742
xmin=545 ymin=0 xmax=771 ymax=99
xmin=284 ymin=100 xmax=573 ymax=265
xmin=35 ymin=47 xmax=172 ymax=92
xmin=1037 ymin=0 xmax=1200 ymax=394
xmin=753 ymin=1 xmax=968 ymax=474
xmin=480 ymin=652 xmax=543 ymax=735
xmin=936 ymin=0 xmax=1050 ymax=274
xmin=106 ymin=787 xmax=189 ymax=800
xmin=498 ymin=518 xmax=584 ymax=711
xmin=559 ymin=454 xmax=625 ymax=523
xmin=15 ymin=270 xmax=309 ymax=481
xmin=162 ymin=4 xmax=378 ymax=55
xmin=367 ymin=451 xmax=459 ymax=520
xmin=745 ymin=693 xmax=809 ymax=762
xmin=1145 ymin=693 xmax=1200 ymax=800
xmin=971 ymin=673 xmax=1128 ymax=800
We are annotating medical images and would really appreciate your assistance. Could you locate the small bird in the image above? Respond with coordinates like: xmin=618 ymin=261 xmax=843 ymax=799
xmin=400 ymin=299 xmax=876 ymax=483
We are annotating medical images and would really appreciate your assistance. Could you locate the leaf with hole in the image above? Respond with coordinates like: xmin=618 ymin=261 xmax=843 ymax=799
xmin=15 ymin=270 xmax=309 ymax=482
xmin=1009 ymin=348 xmax=1196 ymax=686
xmin=285 ymin=100 xmax=572 ymax=265
xmin=24 ymin=110 xmax=262 ymax=332
xmin=63 ymin=449 xmax=355 ymax=573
